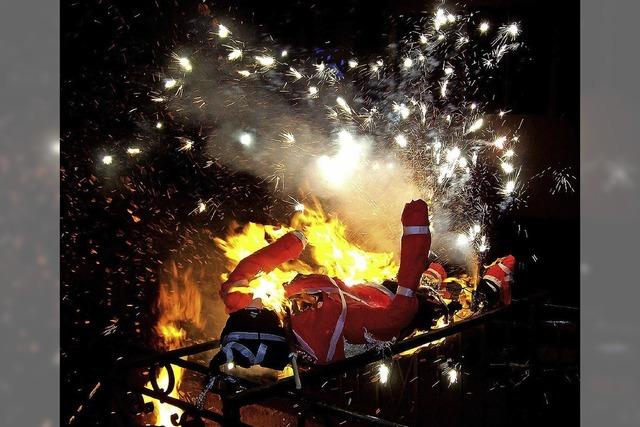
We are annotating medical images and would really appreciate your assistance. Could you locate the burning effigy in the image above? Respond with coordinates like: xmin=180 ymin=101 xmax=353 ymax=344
xmin=138 ymin=198 xmax=515 ymax=425
xmin=58 ymin=3 xmax=578 ymax=426
xmin=209 ymin=198 xmax=514 ymax=370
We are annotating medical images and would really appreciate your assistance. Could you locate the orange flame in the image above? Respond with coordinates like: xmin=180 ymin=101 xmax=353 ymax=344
xmin=214 ymin=200 xmax=398 ymax=312
xmin=143 ymin=263 xmax=204 ymax=425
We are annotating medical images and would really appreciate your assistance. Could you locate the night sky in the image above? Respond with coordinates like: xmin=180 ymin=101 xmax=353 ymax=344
xmin=61 ymin=0 xmax=578 ymax=423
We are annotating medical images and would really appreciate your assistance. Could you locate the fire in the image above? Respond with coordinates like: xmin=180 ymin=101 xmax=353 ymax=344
xmin=143 ymin=263 xmax=204 ymax=425
xmin=291 ymin=202 xmax=398 ymax=286
xmin=214 ymin=200 xmax=398 ymax=312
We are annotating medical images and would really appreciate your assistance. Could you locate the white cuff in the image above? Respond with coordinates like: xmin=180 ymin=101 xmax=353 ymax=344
xmin=403 ymin=225 xmax=430 ymax=236
xmin=291 ymin=230 xmax=308 ymax=249
xmin=396 ymin=286 xmax=415 ymax=297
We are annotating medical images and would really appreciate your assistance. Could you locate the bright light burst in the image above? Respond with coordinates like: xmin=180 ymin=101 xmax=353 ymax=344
xmin=378 ymin=364 xmax=390 ymax=384
xmin=218 ymin=24 xmax=231 ymax=39
xmin=255 ymin=55 xmax=275 ymax=68
xmin=101 ymin=155 xmax=113 ymax=165
xmin=466 ymin=118 xmax=484 ymax=133
xmin=177 ymin=56 xmax=192 ymax=72
xmin=239 ymin=132 xmax=253 ymax=146
xmin=394 ymin=134 xmax=408 ymax=148
xmin=227 ymin=48 xmax=242 ymax=61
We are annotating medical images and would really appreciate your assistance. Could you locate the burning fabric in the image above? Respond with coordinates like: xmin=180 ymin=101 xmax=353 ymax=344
xmin=208 ymin=199 xmax=515 ymax=376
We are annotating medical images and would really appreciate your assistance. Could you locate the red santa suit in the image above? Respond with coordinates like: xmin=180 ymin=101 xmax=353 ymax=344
xmin=219 ymin=200 xmax=432 ymax=364
xmin=481 ymin=255 xmax=516 ymax=306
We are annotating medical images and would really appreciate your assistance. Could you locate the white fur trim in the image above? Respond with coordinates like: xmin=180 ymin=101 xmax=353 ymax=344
xmin=396 ymin=286 xmax=415 ymax=297
xmin=291 ymin=230 xmax=308 ymax=249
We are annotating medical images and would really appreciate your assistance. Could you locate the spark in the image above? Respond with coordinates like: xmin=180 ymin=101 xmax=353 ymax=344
xmin=378 ymin=364 xmax=390 ymax=384
xmin=493 ymin=136 xmax=507 ymax=149
xmin=395 ymin=134 xmax=408 ymax=148
xmin=308 ymin=86 xmax=318 ymax=96
xmin=198 ymin=202 xmax=206 ymax=213
xmin=419 ymin=34 xmax=428 ymax=44
xmin=101 ymin=155 xmax=113 ymax=165
xmin=551 ymin=168 xmax=576 ymax=194
xmin=239 ymin=132 xmax=253 ymax=146
xmin=440 ymin=80 xmax=448 ymax=98
xmin=151 ymin=97 xmax=166 ymax=102
xmin=280 ymin=132 xmax=296 ymax=145
xmin=281 ymin=50 xmax=288 ymax=58
xmin=456 ymin=36 xmax=470 ymax=49
xmin=217 ymin=24 xmax=231 ymax=39
xmin=227 ymin=48 xmax=242 ymax=61
xmin=478 ymin=236 xmax=489 ymax=252
xmin=507 ymin=23 xmax=520 ymax=37
xmin=393 ymin=102 xmax=410 ymax=119
xmin=294 ymin=203 xmax=305 ymax=212
xmin=315 ymin=62 xmax=325 ymax=73
xmin=237 ymin=70 xmax=251 ymax=77
xmin=403 ymin=57 xmax=414 ymax=69
xmin=434 ymin=8 xmax=450 ymax=31
xmin=336 ymin=97 xmax=351 ymax=113
xmin=163 ymin=78 xmax=177 ymax=89
xmin=178 ymin=137 xmax=194 ymax=151
xmin=226 ymin=362 xmax=235 ymax=370
xmin=255 ymin=55 xmax=275 ymax=68
xmin=177 ymin=57 xmax=192 ymax=72
xmin=444 ymin=66 xmax=453 ymax=75
xmin=499 ymin=110 xmax=506 ymax=118
xmin=287 ymin=67 xmax=303 ymax=80
xmin=447 ymin=368 xmax=459 ymax=385
xmin=470 ymin=103 xmax=477 ymax=110
xmin=504 ymin=180 xmax=516 ymax=194
xmin=127 ymin=147 xmax=141 ymax=155
xmin=446 ymin=146 xmax=461 ymax=163
xmin=501 ymin=162 xmax=514 ymax=174
xmin=466 ymin=118 xmax=484 ymax=133
xmin=504 ymin=149 xmax=515 ymax=157
xmin=156 ymin=122 xmax=163 ymax=129
xmin=479 ymin=22 xmax=490 ymax=33
xmin=348 ymin=59 xmax=359 ymax=69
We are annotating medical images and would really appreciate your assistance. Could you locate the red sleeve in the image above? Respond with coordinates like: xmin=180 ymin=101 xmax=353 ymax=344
xmin=220 ymin=231 xmax=306 ymax=312
xmin=397 ymin=200 xmax=431 ymax=290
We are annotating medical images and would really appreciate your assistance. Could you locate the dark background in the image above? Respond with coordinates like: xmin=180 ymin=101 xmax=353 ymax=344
xmin=61 ymin=0 xmax=578 ymax=424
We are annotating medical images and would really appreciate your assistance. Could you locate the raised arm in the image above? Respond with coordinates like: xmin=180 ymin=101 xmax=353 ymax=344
xmin=220 ymin=230 xmax=307 ymax=313
xmin=343 ymin=199 xmax=432 ymax=342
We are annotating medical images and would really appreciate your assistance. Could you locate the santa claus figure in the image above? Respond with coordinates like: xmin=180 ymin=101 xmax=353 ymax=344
xmin=209 ymin=199 xmax=515 ymax=374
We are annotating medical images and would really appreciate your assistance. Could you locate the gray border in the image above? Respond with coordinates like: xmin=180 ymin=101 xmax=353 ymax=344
xmin=0 ymin=0 xmax=60 ymax=425
xmin=582 ymin=0 xmax=640 ymax=426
